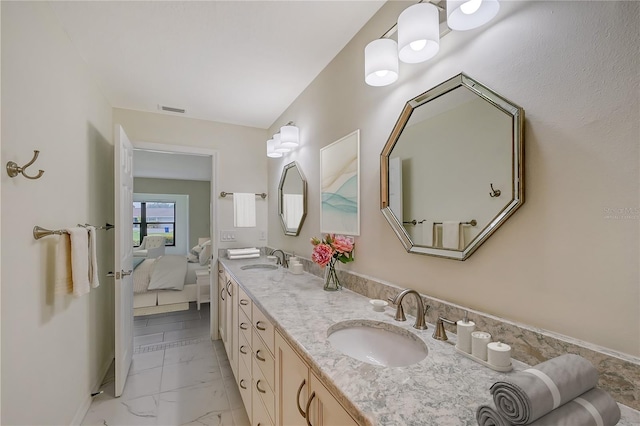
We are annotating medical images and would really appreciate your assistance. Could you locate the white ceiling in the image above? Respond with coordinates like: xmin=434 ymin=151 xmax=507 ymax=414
xmin=50 ymin=0 xmax=386 ymax=129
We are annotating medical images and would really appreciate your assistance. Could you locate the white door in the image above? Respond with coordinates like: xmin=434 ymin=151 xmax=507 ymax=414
xmin=114 ymin=125 xmax=134 ymax=397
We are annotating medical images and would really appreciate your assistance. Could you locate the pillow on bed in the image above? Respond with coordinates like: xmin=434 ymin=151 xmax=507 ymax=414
xmin=190 ymin=245 xmax=203 ymax=256
xmin=187 ymin=253 xmax=199 ymax=263
xmin=199 ymin=240 xmax=212 ymax=266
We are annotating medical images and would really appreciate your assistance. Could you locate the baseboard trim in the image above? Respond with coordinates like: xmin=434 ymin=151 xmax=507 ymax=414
xmin=70 ymin=351 xmax=114 ymax=425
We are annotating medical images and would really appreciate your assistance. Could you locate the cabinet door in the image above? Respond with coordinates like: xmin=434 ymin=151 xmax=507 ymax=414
xmin=275 ymin=332 xmax=309 ymax=426
xmin=218 ymin=270 xmax=227 ymax=345
xmin=309 ymin=373 xmax=358 ymax=426
xmin=224 ymin=277 xmax=235 ymax=371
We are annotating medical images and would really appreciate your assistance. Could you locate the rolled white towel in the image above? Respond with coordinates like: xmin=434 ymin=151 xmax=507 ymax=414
xmin=490 ymin=354 xmax=599 ymax=425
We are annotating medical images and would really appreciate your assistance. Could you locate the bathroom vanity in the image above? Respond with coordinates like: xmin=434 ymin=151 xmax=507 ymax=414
xmin=218 ymin=257 xmax=638 ymax=425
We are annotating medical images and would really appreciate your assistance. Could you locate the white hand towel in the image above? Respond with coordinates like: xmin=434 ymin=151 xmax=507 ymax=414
xmin=227 ymin=247 xmax=259 ymax=256
xmin=283 ymin=194 xmax=304 ymax=228
xmin=66 ymin=227 xmax=90 ymax=297
xmin=233 ymin=193 xmax=256 ymax=227
xmin=54 ymin=234 xmax=73 ymax=295
xmin=422 ymin=221 xmax=434 ymax=246
xmin=228 ymin=253 xmax=261 ymax=260
xmin=87 ymin=226 xmax=100 ymax=288
xmin=442 ymin=221 xmax=461 ymax=250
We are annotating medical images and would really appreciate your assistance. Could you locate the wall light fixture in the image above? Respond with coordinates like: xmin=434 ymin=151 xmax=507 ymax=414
xmin=266 ymin=122 xmax=300 ymax=158
xmin=364 ymin=0 xmax=500 ymax=87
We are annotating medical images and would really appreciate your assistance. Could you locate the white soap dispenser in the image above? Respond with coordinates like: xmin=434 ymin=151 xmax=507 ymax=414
xmin=456 ymin=311 xmax=475 ymax=354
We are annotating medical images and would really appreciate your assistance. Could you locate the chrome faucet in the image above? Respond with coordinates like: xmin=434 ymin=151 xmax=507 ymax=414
xmin=270 ymin=249 xmax=288 ymax=268
xmin=389 ymin=289 xmax=428 ymax=330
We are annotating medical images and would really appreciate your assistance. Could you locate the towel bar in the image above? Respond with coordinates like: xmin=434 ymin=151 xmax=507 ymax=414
xmin=220 ymin=191 xmax=267 ymax=199
xmin=403 ymin=219 xmax=477 ymax=226
xmin=33 ymin=222 xmax=115 ymax=240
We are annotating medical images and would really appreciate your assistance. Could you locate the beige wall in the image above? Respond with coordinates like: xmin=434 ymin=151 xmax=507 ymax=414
xmin=1 ymin=2 xmax=115 ymax=424
xmin=134 ymin=178 xmax=211 ymax=249
xmin=268 ymin=1 xmax=640 ymax=356
xmin=113 ymin=108 xmax=269 ymax=250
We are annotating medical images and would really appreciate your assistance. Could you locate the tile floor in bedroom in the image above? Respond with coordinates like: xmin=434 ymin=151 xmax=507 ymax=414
xmin=82 ymin=303 xmax=250 ymax=426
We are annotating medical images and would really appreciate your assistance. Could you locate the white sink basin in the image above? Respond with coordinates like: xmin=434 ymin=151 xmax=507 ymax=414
xmin=241 ymin=264 xmax=278 ymax=270
xmin=327 ymin=320 xmax=428 ymax=367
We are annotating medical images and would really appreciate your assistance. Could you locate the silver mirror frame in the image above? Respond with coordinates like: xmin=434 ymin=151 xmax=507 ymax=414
xmin=380 ymin=73 xmax=525 ymax=260
xmin=278 ymin=161 xmax=308 ymax=236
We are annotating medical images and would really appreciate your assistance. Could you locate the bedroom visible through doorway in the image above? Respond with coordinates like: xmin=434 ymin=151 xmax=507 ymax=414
xmin=129 ymin=142 xmax=219 ymax=342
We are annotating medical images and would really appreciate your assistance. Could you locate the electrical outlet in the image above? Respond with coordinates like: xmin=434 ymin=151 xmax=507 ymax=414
xmin=259 ymin=230 xmax=267 ymax=240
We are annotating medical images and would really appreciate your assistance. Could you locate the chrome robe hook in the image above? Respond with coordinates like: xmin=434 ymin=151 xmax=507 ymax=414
xmin=6 ymin=150 xmax=44 ymax=180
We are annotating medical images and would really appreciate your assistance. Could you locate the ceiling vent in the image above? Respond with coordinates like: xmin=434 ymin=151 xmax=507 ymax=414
xmin=158 ymin=104 xmax=185 ymax=114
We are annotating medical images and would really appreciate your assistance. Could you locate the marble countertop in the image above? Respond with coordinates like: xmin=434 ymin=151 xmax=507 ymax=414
xmin=220 ymin=257 xmax=639 ymax=426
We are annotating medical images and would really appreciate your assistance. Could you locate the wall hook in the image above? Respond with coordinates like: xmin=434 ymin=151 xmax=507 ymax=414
xmin=6 ymin=150 xmax=45 ymax=180
xmin=489 ymin=183 xmax=501 ymax=198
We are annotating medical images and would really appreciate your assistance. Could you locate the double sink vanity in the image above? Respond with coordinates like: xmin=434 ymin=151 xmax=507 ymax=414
xmin=218 ymin=255 xmax=529 ymax=426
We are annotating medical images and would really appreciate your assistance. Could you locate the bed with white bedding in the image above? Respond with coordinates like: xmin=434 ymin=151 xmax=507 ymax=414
xmin=133 ymin=238 xmax=211 ymax=316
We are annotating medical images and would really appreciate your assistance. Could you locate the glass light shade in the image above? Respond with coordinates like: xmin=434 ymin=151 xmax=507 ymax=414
xmin=280 ymin=124 xmax=299 ymax=148
xmin=267 ymin=139 xmax=282 ymax=158
xmin=447 ymin=0 xmax=500 ymax=31
xmin=398 ymin=3 xmax=440 ymax=64
xmin=364 ymin=38 xmax=399 ymax=87
xmin=273 ymin=133 xmax=290 ymax=153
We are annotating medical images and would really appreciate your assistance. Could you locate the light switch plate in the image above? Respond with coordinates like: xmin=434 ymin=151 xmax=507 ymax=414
xmin=220 ymin=230 xmax=236 ymax=242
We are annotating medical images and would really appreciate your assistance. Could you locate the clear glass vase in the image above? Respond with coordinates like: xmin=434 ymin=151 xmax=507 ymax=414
xmin=323 ymin=260 xmax=341 ymax=291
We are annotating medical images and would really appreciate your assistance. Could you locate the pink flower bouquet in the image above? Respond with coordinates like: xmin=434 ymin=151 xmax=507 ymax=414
xmin=311 ymin=234 xmax=354 ymax=290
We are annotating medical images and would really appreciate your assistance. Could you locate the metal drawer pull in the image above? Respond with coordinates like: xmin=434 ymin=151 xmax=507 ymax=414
xmin=220 ymin=288 xmax=226 ymax=301
xmin=240 ymin=323 xmax=249 ymax=330
xmin=296 ymin=379 xmax=307 ymax=418
xmin=240 ymin=299 xmax=249 ymax=306
xmin=226 ymin=280 xmax=232 ymax=296
xmin=239 ymin=379 xmax=247 ymax=390
xmin=255 ymin=350 xmax=266 ymax=362
xmin=240 ymin=345 xmax=248 ymax=355
xmin=256 ymin=321 xmax=267 ymax=331
xmin=256 ymin=379 xmax=266 ymax=394
xmin=305 ymin=391 xmax=316 ymax=426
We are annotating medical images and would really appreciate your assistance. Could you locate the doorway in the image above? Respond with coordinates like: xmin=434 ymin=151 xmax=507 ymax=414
xmin=131 ymin=141 xmax=219 ymax=342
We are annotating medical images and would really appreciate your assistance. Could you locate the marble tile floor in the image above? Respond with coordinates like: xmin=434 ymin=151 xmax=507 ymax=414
xmin=82 ymin=303 xmax=250 ymax=426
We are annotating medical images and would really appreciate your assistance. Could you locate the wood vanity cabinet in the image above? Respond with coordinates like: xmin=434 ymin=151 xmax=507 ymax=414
xmin=275 ymin=331 xmax=358 ymax=426
xmin=237 ymin=284 xmax=276 ymax=426
xmin=217 ymin=266 xmax=227 ymax=345
xmin=219 ymin=267 xmax=238 ymax=378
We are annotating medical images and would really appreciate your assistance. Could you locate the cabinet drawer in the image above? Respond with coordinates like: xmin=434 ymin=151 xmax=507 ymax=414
xmin=252 ymin=305 xmax=275 ymax=355
xmin=237 ymin=355 xmax=252 ymax=422
xmin=238 ymin=285 xmax=252 ymax=318
xmin=252 ymin=327 xmax=275 ymax=391
xmin=253 ymin=358 xmax=275 ymax=424
xmin=252 ymin=387 xmax=274 ymax=426
xmin=239 ymin=309 xmax=252 ymax=346
xmin=238 ymin=329 xmax=252 ymax=372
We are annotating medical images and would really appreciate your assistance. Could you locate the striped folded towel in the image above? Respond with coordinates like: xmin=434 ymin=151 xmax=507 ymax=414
xmin=477 ymin=388 xmax=621 ymax=426
xmin=490 ymin=354 xmax=599 ymax=424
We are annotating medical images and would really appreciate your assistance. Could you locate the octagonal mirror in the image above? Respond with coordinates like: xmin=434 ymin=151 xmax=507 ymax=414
xmin=278 ymin=161 xmax=307 ymax=236
xmin=380 ymin=73 xmax=524 ymax=260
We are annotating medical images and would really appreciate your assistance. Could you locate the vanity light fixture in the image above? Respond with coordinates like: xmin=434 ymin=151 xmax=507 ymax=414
xmin=266 ymin=122 xmax=300 ymax=158
xmin=398 ymin=3 xmax=440 ymax=64
xmin=364 ymin=0 xmax=500 ymax=87
xmin=447 ymin=0 xmax=500 ymax=31
xmin=267 ymin=138 xmax=282 ymax=158
xmin=279 ymin=122 xmax=300 ymax=149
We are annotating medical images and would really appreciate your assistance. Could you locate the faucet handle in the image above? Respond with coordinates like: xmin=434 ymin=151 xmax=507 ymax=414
xmin=387 ymin=296 xmax=406 ymax=321
xmin=433 ymin=316 xmax=455 ymax=341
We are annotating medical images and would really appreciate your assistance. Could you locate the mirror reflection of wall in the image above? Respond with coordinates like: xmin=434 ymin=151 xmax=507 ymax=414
xmin=380 ymin=73 xmax=524 ymax=260
xmin=278 ymin=162 xmax=307 ymax=236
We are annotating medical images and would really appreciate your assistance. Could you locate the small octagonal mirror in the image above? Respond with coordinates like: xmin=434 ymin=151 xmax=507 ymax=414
xmin=278 ymin=161 xmax=307 ymax=236
xmin=380 ymin=73 xmax=524 ymax=260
